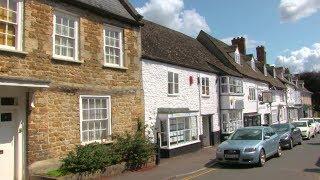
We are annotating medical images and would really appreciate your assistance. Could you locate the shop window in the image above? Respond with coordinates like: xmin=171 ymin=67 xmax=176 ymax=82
xmin=221 ymin=110 xmax=242 ymax=134
xmin=160 ymin=116 xmax=198 ymax=148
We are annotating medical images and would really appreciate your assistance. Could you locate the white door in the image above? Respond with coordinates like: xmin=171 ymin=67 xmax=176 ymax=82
xmin=0 ymin=110 xmax=16 ymax=180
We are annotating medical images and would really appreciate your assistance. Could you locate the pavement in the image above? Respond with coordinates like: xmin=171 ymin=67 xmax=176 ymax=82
xmin=182 ymin=135 xmax=320 ymax=180
xmin=111 ymin=146 xmax=217 ymax=180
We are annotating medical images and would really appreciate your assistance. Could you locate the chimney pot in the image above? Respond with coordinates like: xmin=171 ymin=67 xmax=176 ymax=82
xmin=231 ymin=36 xmax=246 ymax=55
xmin=256 ymin=45 xmax=266 ymax=65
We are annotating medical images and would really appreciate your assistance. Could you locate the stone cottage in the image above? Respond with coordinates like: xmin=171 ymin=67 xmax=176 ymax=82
xmin=0 ymin=0 xmax=143 ymax=179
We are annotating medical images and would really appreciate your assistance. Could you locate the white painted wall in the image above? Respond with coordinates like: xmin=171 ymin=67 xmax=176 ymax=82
xmin=243 ymin=79 xmax=259 ymax=113
xmin=141 ymin=59 xmax=219 ymax=141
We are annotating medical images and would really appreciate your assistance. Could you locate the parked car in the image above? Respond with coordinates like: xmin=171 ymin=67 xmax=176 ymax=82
xmin=292 ymin=120 xmax=316 ymax=140
xmin=298 ymin=118 xmax=318 ymax=137
xmin=314 ymin=118 xmax=320 ymax=133
xmin=270 ymin=123 xmax=302 ymax=149
xmin=216 ymin=127 xmax=282 ymax=167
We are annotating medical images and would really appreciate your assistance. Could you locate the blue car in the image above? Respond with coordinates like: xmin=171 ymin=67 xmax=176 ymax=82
xmin=216 ymin=126 xmax=282 ymax=167
xmin=270 ymin=123 xmax=302 ymax=149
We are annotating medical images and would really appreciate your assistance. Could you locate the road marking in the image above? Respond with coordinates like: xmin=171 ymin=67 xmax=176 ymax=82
xmin=169 ymin=161 xmax=217 ymax=179
xmin=183 ymin=168 xmax=217 ymax=180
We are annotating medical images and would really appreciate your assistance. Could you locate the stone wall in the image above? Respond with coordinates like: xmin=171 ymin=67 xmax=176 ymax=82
xmin=0 ymin=0 xmax=143 ymax=164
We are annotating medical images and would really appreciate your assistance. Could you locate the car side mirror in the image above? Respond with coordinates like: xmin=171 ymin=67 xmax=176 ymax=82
xmin=264 ymin=135 xmax=271 ymax=140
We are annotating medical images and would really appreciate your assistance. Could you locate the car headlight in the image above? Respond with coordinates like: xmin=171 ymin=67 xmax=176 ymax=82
xmin=217 ymin=147 xmax=222 ymax=152
xmin=244 ymin=147 xmax=257 ymax=152
xmin=281 ymin=134 xmax=290 ymax=140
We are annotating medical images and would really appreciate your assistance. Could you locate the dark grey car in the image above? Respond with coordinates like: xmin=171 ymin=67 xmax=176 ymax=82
xmin=270 ymin=123 xmax=302 ymax=149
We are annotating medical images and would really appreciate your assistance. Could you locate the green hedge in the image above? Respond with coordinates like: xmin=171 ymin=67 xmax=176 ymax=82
xmin=57 ymin=120 xmax=155 ymax=175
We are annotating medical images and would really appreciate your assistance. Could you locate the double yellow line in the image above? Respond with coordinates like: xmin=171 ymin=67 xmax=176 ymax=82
xmin=182 ymin=168 xmax=217 ymax=180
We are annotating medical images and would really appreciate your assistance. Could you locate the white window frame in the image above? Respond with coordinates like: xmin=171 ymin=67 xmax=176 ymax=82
xmin=251 ymin=59 xmax=255 ymax=70
xmin=0 ymin=0 xmax=23 ymax=51
xmin=79 ymin=95 xmax=112 ymax=144
xmin=221 ymin=110 xmax=243 ymax=134
xmin=248 ymin=87 xmax=257 ymax=101
xmin=160 ymin=116 xmax=199 ymax=149
xmin=201 ymin=77 xmax=210 ymax=97
xmin=168 ymin=71 xmax=179 ymax=95
xmin=220 ymin=76 xmax=243 ymax=95
xmin=52 ymin=10 xmax=79 ymax=62
xmin=103 ymin=25 xmax=124 ymax=68
xmin=235 ymin=52 xmax=241 ymax=64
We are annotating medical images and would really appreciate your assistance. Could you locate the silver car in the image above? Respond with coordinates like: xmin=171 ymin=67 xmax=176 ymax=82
xmin=216 ymin=126 xmax=282 ymax=167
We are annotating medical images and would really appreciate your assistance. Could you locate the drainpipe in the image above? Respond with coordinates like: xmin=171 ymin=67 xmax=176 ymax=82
xmin=197 ymin=74 xmax=202 ymax=144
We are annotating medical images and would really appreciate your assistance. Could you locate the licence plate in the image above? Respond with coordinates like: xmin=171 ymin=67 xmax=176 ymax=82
xmin=224 ymin=154 xmax=239 ymax=159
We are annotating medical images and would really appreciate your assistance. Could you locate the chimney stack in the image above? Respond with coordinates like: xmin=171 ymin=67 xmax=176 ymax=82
xmin=256 ymin=46 xmax=266 ymax=64
xmin=232 ymin=37 xmax=246 ymax=55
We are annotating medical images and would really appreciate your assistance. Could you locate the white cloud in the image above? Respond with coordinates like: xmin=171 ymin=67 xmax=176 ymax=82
xmin=221 ymin=35 xmax=265 ymax=50
xmin=136 ymin=0 xmax=210 ymax=37
xmin=279 ymin=0 xmax=320 ymax=22
xmin=275 ymin=43 xmax=320 ymax=73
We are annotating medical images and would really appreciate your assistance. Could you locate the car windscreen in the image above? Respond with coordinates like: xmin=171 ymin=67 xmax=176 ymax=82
xmin=271 ymin=124 xmax=290 ymax=133
xmin=292 ymin=122 xmax=307 ymax=127
xmin=230 ymin=129 xmax=262 ymax=140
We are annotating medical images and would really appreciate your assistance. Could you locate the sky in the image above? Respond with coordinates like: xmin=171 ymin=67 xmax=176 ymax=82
xmin=129 ymin=0 xmax=320 ymax=74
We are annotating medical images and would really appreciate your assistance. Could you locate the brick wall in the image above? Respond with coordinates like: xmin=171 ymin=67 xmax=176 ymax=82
xmin=0 ymin=0 xmax=143 ymax=164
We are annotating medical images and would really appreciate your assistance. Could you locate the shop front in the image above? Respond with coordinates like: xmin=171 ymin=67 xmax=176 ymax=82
xmin=157 ymin=108 xmax=201 ymax=158
xmin=243 ymin=113 xmax=261 ymax=127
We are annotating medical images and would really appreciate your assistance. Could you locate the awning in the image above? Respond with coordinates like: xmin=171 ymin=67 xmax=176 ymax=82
xmin=0 ymin=76 xmax=50 ymax=88
xmin=158 ymin=108 xmax=199 ymax=119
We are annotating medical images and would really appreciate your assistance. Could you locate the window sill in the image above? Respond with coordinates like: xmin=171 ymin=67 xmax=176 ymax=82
xmin=0 ymin=48 xmax=28 ymax=56
xmin=103 ymin=64 xmax=128 ymax=70
xmin=52 ymin=56 xmax=83 ymax=64
xmin=161 ymin=140 xmax=200 ymax=149
xmin=201 ymin=95 xmax=210 ymax=98
xmin=168 ymin=94 xmax=180 ymax=97
xmin=220 ymin=93 xmax=245 ymax=96
xmin=81 ymin=140 xmax=114 ymax=146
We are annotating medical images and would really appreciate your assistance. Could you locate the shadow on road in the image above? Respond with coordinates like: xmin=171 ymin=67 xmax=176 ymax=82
xmin=304 ymin=157 xmax=320 ymax=174
xmin=307 ymin=142 xmax=320 ymax=146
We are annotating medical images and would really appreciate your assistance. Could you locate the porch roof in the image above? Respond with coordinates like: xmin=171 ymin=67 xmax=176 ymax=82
xmin=0 ymin=76 xmax=51 ymax=88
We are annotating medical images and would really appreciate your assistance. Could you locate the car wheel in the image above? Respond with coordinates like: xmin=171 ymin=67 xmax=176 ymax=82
xmin=288 ymin=139 xmax=293 ymax=149
xmin=298 ymin=135 xmax=302 ymax=145
xmin=258 ymin=149 xmax=266 ymax=167
xmin=276 ymin=145 xmax=282 ymax=157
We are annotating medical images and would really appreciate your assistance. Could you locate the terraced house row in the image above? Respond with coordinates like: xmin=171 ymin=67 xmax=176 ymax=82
xmin=0 ymin=0 xmax=312 ymax=179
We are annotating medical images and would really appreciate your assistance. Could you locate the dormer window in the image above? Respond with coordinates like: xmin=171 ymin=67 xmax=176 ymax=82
xmin=235 ymin=52 xmax=240 ymax=64
xmin=251 ymin=59 xmax=255 ymax=71
xmin=264 ymin=65 xmax=267 ymax=76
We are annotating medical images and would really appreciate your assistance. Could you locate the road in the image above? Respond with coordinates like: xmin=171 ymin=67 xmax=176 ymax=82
xmin=183 ymin=135 xmax=320 ymax=180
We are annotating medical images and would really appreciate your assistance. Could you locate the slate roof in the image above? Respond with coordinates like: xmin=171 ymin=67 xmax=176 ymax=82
xmin=197 ymin=31 xmax=272 ymax=84
xmin=275 ymin=67 xmax=296 ymax=86
xmin=256 ymin=62 xmax=286 ymax=89
xmin=60 ymin=0 xmax=143 ymax=25
xmin=141 ymin=20 xmax=242 ymax=77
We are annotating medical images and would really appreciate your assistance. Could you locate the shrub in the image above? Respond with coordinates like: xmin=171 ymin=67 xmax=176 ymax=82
xmin=112 ymin=119 xmax=155 ymax=169
xmin=60 ymin=143 xmax=121 ymax=175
